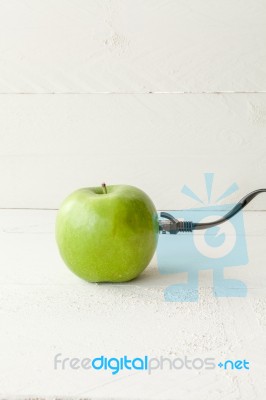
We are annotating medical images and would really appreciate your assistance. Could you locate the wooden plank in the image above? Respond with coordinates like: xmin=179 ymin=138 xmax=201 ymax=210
xmin=0 ymin=0 xmax=265 ymax=93
xmin=0 ymin=93 xmax=266 ymax=209
xmin=0 ymin=210 xmax=265 ymax=397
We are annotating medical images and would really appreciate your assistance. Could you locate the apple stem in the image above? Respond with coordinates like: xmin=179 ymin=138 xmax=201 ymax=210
xmin=102 ymin=182 xmax=107 ymax=194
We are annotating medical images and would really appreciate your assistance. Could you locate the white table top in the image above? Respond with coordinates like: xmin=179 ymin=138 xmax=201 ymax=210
xmin=0 ymin=209 xmax=265 ymax=399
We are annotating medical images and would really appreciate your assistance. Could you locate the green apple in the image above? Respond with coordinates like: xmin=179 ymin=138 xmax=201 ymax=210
xmin=55 ymin=184 xmax=159 ymax=282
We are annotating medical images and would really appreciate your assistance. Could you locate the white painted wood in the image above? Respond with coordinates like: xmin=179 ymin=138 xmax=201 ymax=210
xmin=1 ymin=1 xmax=265 ymax=398
xmin=1 ymin=93 xmax=266 ymax=209
xmin=0 ymin=0 xmax=265 ymax=93
xmin=0 ymin=209 xmax=265 ymax=398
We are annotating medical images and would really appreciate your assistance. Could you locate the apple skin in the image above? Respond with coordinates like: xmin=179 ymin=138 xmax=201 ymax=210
xmin=55 ymin=184 xmax=159 ymax=282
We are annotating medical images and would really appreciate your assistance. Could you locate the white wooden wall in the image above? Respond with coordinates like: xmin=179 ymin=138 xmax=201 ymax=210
xmin=0 ymin=0 xmax=266 ymax=210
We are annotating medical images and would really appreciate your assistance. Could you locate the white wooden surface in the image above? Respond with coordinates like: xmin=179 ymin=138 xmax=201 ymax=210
xmin=0 ymin=209 xmax=266 ymax=399
xmin=0 ymin=93 xmax=266 ymax=209
xmin=0 ymin=0 xmax=266 ymax=209
xmin=0 ymin=0 xmax=265 ymax=93
xmin=1 ymin=1 xmax=266 ymax=398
